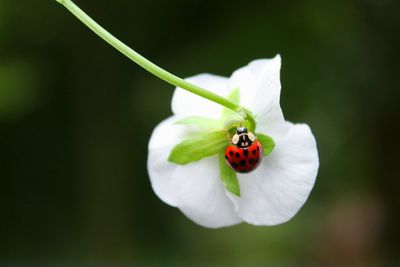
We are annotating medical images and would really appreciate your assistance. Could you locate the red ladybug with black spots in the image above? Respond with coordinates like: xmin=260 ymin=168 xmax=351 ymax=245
xmin=225 ymin=127 xmax=263 ymax=173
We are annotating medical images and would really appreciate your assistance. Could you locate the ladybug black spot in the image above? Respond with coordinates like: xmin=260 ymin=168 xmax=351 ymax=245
xmin=229 ymin=151 xmax=234 ymax=156
xmin=252 ymin=149 xmax=256 ymax=155
xmin=232 ymin=162 xmax=238 ymax=168
xmin=235 ymin=152 xmax=240 ymax=158
xmin=240 ymin=160 xmax=246 ymax=166
xmin=249 ymin=159 xmax=255 ymax=165
xmin=225 ymin=155 xmax=228 ymax=160
xmin=243 ymin=149 xmax=249 ymax=156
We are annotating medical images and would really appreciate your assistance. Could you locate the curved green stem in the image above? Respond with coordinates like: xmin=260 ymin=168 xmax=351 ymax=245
xmin=54 ymin=0 xmax=256 ymax=127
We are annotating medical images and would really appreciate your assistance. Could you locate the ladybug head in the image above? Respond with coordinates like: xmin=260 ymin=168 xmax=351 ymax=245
xmin=232 ymin=127 xmax=256 ymax=148
xmin=236 ymin=127 xmax=248 ymax=135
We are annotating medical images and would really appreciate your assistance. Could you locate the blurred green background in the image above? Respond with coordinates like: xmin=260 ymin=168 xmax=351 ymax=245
xmin=0 ymin=0 xmax=399 ymax=266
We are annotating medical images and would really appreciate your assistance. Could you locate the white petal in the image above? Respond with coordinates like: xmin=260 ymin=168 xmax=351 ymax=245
xmin=171 ymin=74 xmax=230 ymax=119
xmin=235 ymin=123 xmax=319 ymax=226
xmin=171 ymin=156 xmax=242 ymax=228
xmin=147 ymin=117 xmax=241 ymax=228
xmin=256 ymin=104 xmax=291 ymax=140
xmin=147 ymin=116 xmax=190 ymax=206
xmin=229 ymin=55 xmax=281 ymax=117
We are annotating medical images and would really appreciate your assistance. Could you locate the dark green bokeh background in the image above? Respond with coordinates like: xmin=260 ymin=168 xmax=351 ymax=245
xmin=1 ymin=0 xmax=399 ymax=266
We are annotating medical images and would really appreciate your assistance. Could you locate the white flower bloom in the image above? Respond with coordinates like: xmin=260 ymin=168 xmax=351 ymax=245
xmin=147 ymin=55 xmax=319 ymax=228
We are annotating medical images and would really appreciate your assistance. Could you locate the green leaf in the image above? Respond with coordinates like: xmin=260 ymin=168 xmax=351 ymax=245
xmin=218 ymin=153 xmax=240 ymax=197
xmin=221 ymin=88 xmax=240 ymax=117
xmin=256 ymin=133 xmax=275 ymax=156
xmin=175 ymin=116 xmax=220 ymax=129
xmin=168 ymin=131 xmax=229 ymax=164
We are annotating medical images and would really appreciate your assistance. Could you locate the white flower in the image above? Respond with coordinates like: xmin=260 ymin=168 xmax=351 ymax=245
xmin=147 ymin=55 xmax=319 ymax=228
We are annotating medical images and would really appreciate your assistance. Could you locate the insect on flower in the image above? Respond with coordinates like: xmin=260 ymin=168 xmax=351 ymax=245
xmin=148 ymin=55 xmax=319 ymax=228
xmin=225 ymin=127 xmax=263 ymax=173
xmin=54 ymin=1 xmax=319 ymax=229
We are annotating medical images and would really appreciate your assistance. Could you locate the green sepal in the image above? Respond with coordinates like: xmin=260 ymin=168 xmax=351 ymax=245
xmin=168 ymin=131 xmax=229 ymax=165
xmin=218 ymin=152 xmax=240 ymax=197
xmin=256 ymin=133 xmax=275 ymax=156
xmin=175 ymin=116 xmax=220 ymax=129
xmin=221 ymin=88 xmax=240 ymax=117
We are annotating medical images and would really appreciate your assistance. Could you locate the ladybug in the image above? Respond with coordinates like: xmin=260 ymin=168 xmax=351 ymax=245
xmin=224 ymin=127 xmax=263 ymax=173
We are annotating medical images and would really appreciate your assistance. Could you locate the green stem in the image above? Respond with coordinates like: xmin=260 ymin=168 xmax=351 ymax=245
xmin=54 ymin=0 xmax=255 ymax=129
xmin=55 ymin=0 xmax=238 ymax=110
